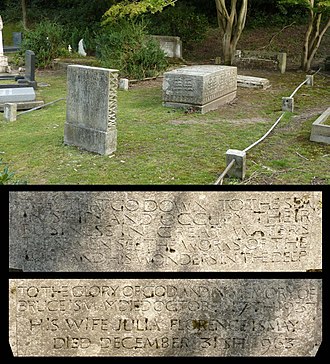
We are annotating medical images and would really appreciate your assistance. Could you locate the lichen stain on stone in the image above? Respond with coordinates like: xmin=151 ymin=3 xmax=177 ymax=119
xmin=192 ymin=320 xmax=208 ymax=330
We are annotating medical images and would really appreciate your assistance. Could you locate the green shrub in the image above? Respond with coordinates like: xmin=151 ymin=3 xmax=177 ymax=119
xmin=19 ymin=20 xmax=69 ymax=68
xmin=96 ymin=20 xmax=168 ymax=79
xmin=145 ymin=3 xmax=209 ymax=45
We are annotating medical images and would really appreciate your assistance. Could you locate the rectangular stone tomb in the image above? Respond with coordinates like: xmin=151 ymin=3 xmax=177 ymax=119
xmin=0 ymin=87 xmax=35 ymax=103
xmin=9 ymin=279 xmax=322 ymax=357
xmin=237 ymin=75 xmax=270 ymax=89
xmin=9 ymin=191 xmax=322 ymax=272
xmin=64 ymin=65 xmax=119 ymax=155
xmin=163 ymin=65 xmax=237 ymax=114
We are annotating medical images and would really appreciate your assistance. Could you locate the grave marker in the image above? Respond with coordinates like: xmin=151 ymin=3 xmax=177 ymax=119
xmin=9 ymin=191 xmax=322 ymax=272
xmin=9 ymin=278 xmax=322 ymax=357
xmin=163 ymin=65 xmax=237 ymax=114
xmin=64 ymin=65 xmax=118 ymax=155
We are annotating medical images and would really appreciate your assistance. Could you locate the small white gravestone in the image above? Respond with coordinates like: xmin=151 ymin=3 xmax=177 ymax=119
xmin=78 ymin=38 xmax=87 ymax=56
xmin=0 ymin=15 xmax=9 ymax=73
xmin=119 ymin=78 xmax=129 ymax=90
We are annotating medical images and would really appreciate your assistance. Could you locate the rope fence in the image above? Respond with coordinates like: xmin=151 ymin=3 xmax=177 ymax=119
xmin=214 ymin=69 xmax=321 ymax=185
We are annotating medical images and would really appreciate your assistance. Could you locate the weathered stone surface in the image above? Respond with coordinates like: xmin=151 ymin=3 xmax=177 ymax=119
xmin=0 ymin=100 xmax=44 ymax=111
xmin=163 ymin=65 xmax=237 ymax=113
xmin=64 ymin=65 xmax=118 ymax=155
xmin=9 ymin=191 xmax=322 ymax=272
xmin=237 ymin=75 xmax=270 ymax=89
xmin=0 ymin=87 xmax=35 ymax=102
xmin=150 ymin=35 xmax=182 ymax=58
xmin=9 ymin=279 xmax=322 ymax=357
xmin=3 ymin=102 xmax=17 ymax=121
xmin=310 ymin=107 xmax=330 ymax=144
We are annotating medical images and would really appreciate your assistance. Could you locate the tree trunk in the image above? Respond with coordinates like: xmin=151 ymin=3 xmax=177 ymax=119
xmin=301 ymin=1 xmax=330 ymax=71
xmin=215 ymin=0 xmax=248 ymax=65
xmin=21 ymin=0 xmax=28 ymax=30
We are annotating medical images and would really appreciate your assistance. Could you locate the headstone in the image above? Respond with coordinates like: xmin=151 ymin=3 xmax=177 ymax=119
xmin=119 ymin=78 xmax=129 ymax=91
xmin=9 ymin=191 xmax=322 ymax=272
xmin=3 ymin=102 xmax=17 ymax=121
xmin=16 ymin=50 xmax=37 ymax=89
xmin=9 ymin=278 xmax=322 ymax=357
xmin=0 ymin=15 xmax=9 ymax=73
xmin=78 ymin=39 xmax=87 ymax=56
xmin=150 ymin=35 xmax=182 ymax=58
xmin=0 ymin=87 xmax=36 ymax=103
xmin=13 ymin=32 xmax=22 ymax=47
xmin=64 ymin=65 xmax=118 ymax=155
xmin=163 ymin=65 xmax=237 ymax=114
xmin=237 ymin=75 xmax=270 ymax=89
xmin=310 ymin=106 xmax=330 ymax=144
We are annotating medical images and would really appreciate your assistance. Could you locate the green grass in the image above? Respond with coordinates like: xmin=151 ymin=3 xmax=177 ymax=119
xmin=1 ymin=69 xmax=329 ymax=185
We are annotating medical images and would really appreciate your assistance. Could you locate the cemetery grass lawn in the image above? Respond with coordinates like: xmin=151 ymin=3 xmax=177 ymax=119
xmin=0 ymin=69 xmax=329 ymax=185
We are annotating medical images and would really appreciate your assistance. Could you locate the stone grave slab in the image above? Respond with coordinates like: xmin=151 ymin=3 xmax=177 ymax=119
xmin=9 ymin=191 xmax=322 ymax=272
xmin=64 ymin=65 xmax=118 ymax=155
xmin=9 ymin=279 xmax=322 ymax=357
xmin=237 ymin=75 xmax=270 ymax=89
xmin=0 ymin=87 xmax=35 ymax=103
xmin=0 ymin=100 xmax=44 ymax=111
xmin=163 ymin=65 xmax=237 ymax=113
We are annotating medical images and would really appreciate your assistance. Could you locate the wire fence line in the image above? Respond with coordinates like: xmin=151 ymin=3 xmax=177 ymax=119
xmin=17 ymin=98 xmax=65 ymax=117
xmin=213 ymin=69 xmax=321 ymax=185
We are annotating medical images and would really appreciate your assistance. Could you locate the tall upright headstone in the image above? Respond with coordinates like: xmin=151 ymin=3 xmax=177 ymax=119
xmin=0 ymin=15 xmax=9 ymax=73
xmin=64 ymin=65 xmax=119 ymax=155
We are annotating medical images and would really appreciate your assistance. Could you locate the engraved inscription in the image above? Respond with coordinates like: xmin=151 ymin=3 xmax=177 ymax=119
xmin=9 ymin=192 xmax=322 ymax=271
xmin=9 ymin=279 xmax=322 ymax=356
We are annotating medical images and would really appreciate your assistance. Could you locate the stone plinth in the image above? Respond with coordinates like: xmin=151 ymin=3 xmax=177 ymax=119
xmin=9 ymin=191 xmax=322 ymax=272
xmin=163 ymin=65 xmax=237 ymax=114
xmin=9 ymin=279 xmax=322 ymax=357
xmin=0 ymin=55 xmax=9 ymax=72
xmin=64 ymin=65 xmax=119 ymax=155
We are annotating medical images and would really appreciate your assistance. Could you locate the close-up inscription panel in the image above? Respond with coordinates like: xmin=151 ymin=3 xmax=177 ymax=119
xmin=9 ymin=279 xmax=322 ymax=357
xmin=9 ymin=191 xmax=322 ymax=271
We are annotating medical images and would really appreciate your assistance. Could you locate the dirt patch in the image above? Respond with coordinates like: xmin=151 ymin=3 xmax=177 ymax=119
xmin=129 ymin=77 xmax=163 ymax=89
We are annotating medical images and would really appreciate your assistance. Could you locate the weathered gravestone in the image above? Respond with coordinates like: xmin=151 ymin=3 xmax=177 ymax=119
xmin=150 ymin=35 xmax=182 ymax=58
xmin=0 ymin=15 xmax=9 ymax=73
xmin=9 ymin=278 xmax=322 ymax=357
xmin=9 ymin=191 xmax=322 ymax=272
xmin=163 ymin=65 xmax=237 ymax=114
xmin=13 ymin=32 xmax=22 ymax=48
xmin=64 ymin=65 xmax=118 ymax=155
xmin=16 ymin=50 xmax=37 ymax=89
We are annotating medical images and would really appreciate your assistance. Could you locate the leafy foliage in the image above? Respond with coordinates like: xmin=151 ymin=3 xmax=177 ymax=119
xmin=0 ymin=159 xmax=27 ymax=185
xmin=19 ymin=20 xmax=69 ymax=68
xmin=95 ymin=19 xmax=168 ymax=79
xmin=102 ymin=0 xmax=177 ymax=24
xmin=145 ymin=3 xmax=209 ymax=45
